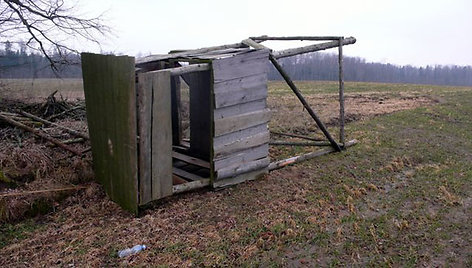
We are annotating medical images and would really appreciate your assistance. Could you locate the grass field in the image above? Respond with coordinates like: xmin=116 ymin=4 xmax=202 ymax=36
xmin=1 ymin=79 xmax=471 ymax=266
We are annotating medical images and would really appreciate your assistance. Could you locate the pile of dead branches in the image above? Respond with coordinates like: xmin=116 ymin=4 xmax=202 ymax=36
xmin=0 ymin=93 xmax=93 ymax=222
xmin=0 ymin=91 xmax=89 ymax=156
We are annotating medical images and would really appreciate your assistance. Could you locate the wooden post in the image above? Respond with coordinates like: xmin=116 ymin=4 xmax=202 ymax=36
xmin=338 ymin=37 xmax=345 ymax=146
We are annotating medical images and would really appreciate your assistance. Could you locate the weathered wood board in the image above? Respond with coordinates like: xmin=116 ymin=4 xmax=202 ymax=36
xmin=213 ymin=144 xmax=268 ymax=170
xmin=212 ymin=168 xmax=268 ymax=188
xmin=137 ymin=72 xmax=153 ymax=205
xmin=214 ymin=73 xmax=267 ymax=108
xmin=214 ymin=109 xmax=271 ymax=137
xmin=81 ymin=53 xmax=138 ymax=214
xmin=151 ymin=71 xmax=173 ymax=200
xmin=212 ymin=49 xmax=269 ymax=83
xmin=216 ymin=157 xmax=270 ymax=180
xmin=214 ymin=99 xmax=266 ymax=119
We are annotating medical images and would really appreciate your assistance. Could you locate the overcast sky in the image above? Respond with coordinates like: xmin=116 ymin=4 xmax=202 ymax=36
xmin=80 ymin=0 xmax=472 ymax=67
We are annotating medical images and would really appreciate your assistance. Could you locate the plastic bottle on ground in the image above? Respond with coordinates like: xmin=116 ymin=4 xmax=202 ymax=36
xmin=118 ymin=244 xmax=147 ymax=258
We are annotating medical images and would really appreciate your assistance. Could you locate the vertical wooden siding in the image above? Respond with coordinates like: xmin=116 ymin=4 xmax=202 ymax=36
xmin=137 ymin=71 xmax=173 ymax=204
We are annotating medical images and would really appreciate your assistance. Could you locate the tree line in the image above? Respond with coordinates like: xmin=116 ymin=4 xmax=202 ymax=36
xmin=269 ymin=52 xmax=472 ymax=86
xmin=1 ymin=45 xmax=472 ymax=86
xmin=0 ymin=42 xmax=82 ymax=78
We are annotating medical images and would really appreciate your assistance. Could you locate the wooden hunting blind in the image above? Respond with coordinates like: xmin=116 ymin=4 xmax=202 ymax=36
xmin=81 ymin=36 xmax=357 ymax=213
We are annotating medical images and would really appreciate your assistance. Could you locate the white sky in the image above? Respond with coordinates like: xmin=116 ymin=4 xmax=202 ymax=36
xmin=80 ymin=0 xmax=472 ymax=67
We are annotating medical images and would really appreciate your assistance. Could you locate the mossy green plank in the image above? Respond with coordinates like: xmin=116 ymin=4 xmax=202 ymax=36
xmin=81 ymin=53 xmax=138 ymax=214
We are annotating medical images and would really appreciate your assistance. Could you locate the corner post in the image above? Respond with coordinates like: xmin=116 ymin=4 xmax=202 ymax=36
xmin=338 ymin=37 xmax=346 ymax=147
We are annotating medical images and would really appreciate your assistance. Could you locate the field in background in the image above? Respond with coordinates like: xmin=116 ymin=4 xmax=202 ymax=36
xmin=1 ymin=79 xmax=472 ymax=266
xmin=0 ymin=79 xmax=83 ymax=101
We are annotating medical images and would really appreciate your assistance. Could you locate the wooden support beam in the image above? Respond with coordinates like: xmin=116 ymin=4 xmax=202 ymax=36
xmin=142 ymin=63 xmax=210 ymax=77
xmin=136 ymin=43 xmax=247 ymax=67
xmin=272 ymin=37 xmax=356 ymax=59
xmin=338 ymin=37 xmax=346 ymax=146
xmin=216 ymin=157 xmax=270 ymax=180
xmin=268 ymin=139 xmax=358 ymax=171
xmin=250 ymin=36 xmax=343 ymax=41
xmin=169 ymin=63 xmax=211 ymax=76
xmin=269 ymin=141 xmax=332 ymax=146
xmin=270 ymin=131 xmax=325 ymax=141
xmin=241 ymin=38 xmax=268 ymax=50
xmin=173 ymin=179 xmax=210 ymax=194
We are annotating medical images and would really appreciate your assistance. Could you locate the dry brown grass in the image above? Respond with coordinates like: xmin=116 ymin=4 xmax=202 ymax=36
xmin=1 ymin=80 xmax=471 ymax=266
xmin=0 ymin=79 xmax=83 ymax=102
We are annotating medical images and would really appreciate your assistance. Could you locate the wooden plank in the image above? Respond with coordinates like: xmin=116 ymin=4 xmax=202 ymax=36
xmin=137 ymin=72 xmax=153 ymax=205
xmin=212 ymin=168 xmax=267 ymax=188
xmin=268 ymin=139 xmax=358 ymax=171
xmin=214 ymin=144 xmax=268 ymax=171
xmin=215 ymin=85 xmax=266 ymax=108
xmin=216 ymin=157 xmax=270 ymax=180
xmin=214 ymin=131 xmax=270 ymax=158
xmin=213 ymin=123 xmax=267 ymax=151
xmin=269 ymin=141 xmax=332 ymax=146
xmin=214 ymin=109 xmax=271 ymax=137
xmin=172 ymin=151 xmax=211 ymax=169
xmin=214 ymin=99 xmax=266 ymax=119
xmin=81 ymin=53 xmax=138 ymax=214
xmin=213 ymin=72 xmax=266 ymax=94
xmin=173 ymin=167 xmax=206 ymax=181
xmin=151 ymin=71 xmax=173 ymax=199
xmin=272 ymin=37 xmax=356 ymax=59
xmin=214 ymin=77 xmax=267 ymax=108
xmin=135 ymin=42 xmax=247 ymax=67
xmin=250 ymin=36 xmax=343 ymax=41
xmin=173 ymin=178 xmax=210 ymax=194
xmin=169 ymin=63 xmax=210 ymax=76
xmin=212 ymin=50 xmax=269 ymax=83
xmin=185 ymin=71 xmax=212 ymax=159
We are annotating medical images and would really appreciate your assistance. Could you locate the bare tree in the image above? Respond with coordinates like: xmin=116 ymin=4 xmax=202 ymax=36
xmin=1 ymin=0 xmax=109 ymax=69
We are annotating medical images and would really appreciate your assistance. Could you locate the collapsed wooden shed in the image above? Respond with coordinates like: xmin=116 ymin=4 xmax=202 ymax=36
xmin=81 ymin=36 xmax=357 ymax=213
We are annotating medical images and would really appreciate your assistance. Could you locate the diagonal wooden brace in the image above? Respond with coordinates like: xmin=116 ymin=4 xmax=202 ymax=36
xmin=241 ymin=39 xmax=342 ymax=152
